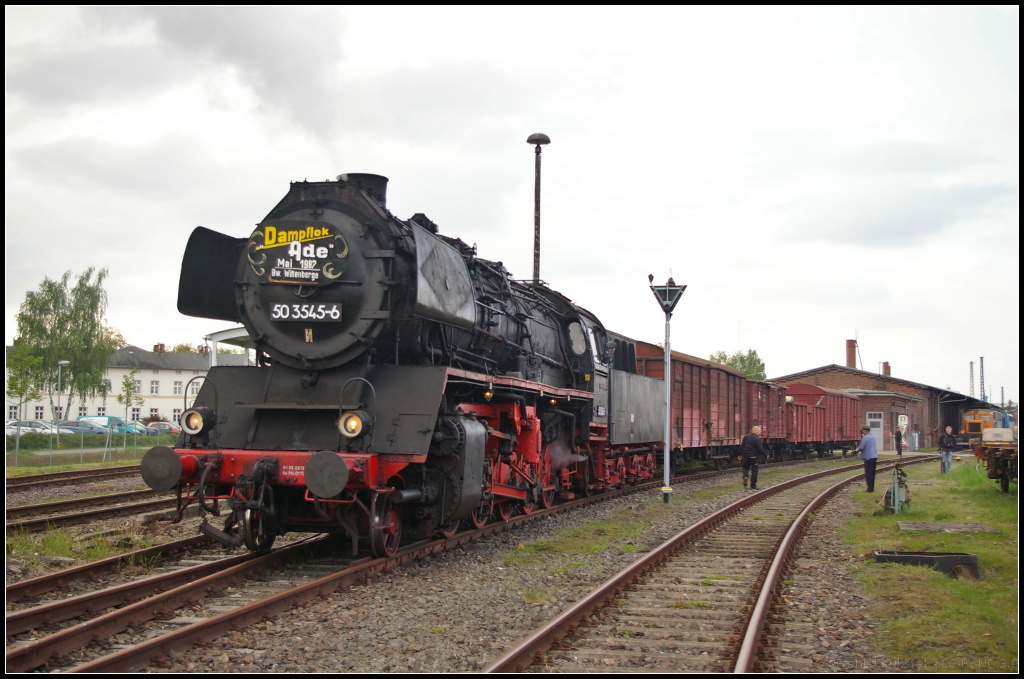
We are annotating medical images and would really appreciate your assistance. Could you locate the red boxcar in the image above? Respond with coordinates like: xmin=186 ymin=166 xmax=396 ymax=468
xmin=786 ymin=384 xmax=860 ymax=455
xmin=747 ymin=380 xmax=787 ymax=453
xmin=635 ymin=342 xmax=746 ymax=462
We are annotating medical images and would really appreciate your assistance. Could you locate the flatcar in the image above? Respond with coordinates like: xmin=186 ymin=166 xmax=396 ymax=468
xmin=142 ymin=174 xmax=664 ymax=557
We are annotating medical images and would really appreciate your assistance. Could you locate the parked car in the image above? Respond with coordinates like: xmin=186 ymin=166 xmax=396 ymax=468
xmin=78 ymin=415 xmax=129 ymax=434
xmin=126 ymin=422 xmax=158 ymax=436
xmin=60 ymin=419 xmax=111 ymax=435
xmin=7 ymin=420 xmax=76 ymax=435
xmin=147 ymin=422 xmax=182 ymax=435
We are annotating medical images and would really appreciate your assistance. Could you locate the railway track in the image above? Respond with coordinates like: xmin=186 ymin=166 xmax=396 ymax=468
xmin=6 ymin=466 xmax=142 ymax=492
xmin=484 ymin=454 xmax=935 ymax=673
xmin=5 ymin=493 xmax=176 ymax=534
xmin=3 ymin=455 xmax=846 ymax=673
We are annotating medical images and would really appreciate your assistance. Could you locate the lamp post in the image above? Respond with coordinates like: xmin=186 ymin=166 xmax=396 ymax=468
xmin=649 ymin=274 xmax=686 ymax=503
xmin=527 ymin=133 xmax=550 ymax=283
xmin=56 ymin=360 xmax=70 ymax=445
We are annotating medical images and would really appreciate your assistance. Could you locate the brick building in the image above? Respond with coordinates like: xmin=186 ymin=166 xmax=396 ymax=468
xmin=770 ymin=340 xmax=997 ymax=448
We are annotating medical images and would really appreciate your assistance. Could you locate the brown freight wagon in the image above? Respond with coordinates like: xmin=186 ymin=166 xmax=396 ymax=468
xmin=635 ymin=341 xmax=746 ymax=466
xmin=785 ymin=383 xmax=860 ymax=457
xmin=747 ymin=380 xmax=788 ymax=455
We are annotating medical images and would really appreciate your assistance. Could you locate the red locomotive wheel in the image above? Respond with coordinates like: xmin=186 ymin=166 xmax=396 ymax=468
xmin=469 ymin=502 xmax=491 ymax=529
xmin=438 ymin=519 xmax=460 ymax=539
xmin=496 ymin=500 xmax=516 ymax=521
xmin=370 ymin=504 xmax=402 ymax=558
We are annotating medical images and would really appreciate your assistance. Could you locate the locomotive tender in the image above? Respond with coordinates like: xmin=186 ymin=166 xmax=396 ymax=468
xmin=142 ymin=174 xmax=663 ymax=557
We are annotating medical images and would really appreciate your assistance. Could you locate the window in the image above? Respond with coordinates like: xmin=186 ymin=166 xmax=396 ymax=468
xmin=150 ymin=408 xmax=159 ymax=417
xmin=133 ymin=380 xmax=142 ymax=395
xmin=174 ymin=381 xmax=183 ymax=395
xmin=190 ymin=381 xmax=201 ymax=396
xmin=131 ymin=408 xmax=141 ymax=421
xmin=173 ymin=408 xmax=182 ymax=423
xmin=8 ymin=406 xmax=17 ymax=420
xmin=153 ymin=369 xmax=160 ymax=374
xmin=151 ymin=380 xmax=160 ymax=395
xmin=176 ymin=370 xmax=182 ymax=375
xmin=97 ymin=407 xmax=106 ymax=416
xmin=54 ymin=406 xmax=63 ymax=420
xmin=79 ymin=406 xmax=87 ymax=417
xmin=35 ymin=406 xmax=45 ymax=419
xmin=866 ymin=412 xmax=883 ymax=430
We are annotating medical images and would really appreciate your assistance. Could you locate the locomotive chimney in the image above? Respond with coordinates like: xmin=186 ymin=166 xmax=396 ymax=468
xmin=882 ymin=361 xmax=890 ymax=376
xmin=845 ymin=339 xmax=857 ymax=368
xmin=337 ymin=173 xmax=389 ymax=208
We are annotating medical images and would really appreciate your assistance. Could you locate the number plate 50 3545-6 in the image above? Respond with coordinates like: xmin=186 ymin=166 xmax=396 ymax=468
xmin=270 ymin=303 xmax=341 ymax=321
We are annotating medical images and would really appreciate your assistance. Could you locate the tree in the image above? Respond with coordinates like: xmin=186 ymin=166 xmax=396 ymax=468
xmin=171 ymin=343 xmax=200 ymax=353
xmin=710 ymin=349 xmax=767 ymax=381
xmin=116 ymin=368 xmax=145 ymax=447
xmin=15 ymin=268 xmax=121 ymax=418
xmin=5 ymin=344 xmax=43 ymax=462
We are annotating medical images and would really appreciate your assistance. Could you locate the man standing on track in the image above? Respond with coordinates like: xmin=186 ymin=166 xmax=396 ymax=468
xmin=939 ymin=425 xmax=958 ymax=474
xmin=856 ymin=424 xmax=878 ymax=492
xmin=741 ymin=425 xmax=767 ymax=490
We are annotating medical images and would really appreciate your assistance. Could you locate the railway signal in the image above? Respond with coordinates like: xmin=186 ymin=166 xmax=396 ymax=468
xmin=650 ymin=274 xmax=686 ymax=503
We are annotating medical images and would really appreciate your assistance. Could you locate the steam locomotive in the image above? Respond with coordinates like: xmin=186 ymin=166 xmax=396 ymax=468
xmin=142 ymin=174 xmax=664 ymax=557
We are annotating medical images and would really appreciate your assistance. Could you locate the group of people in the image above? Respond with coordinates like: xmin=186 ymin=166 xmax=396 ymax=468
xmin=738 ymin=423 xmax=960 ymax=495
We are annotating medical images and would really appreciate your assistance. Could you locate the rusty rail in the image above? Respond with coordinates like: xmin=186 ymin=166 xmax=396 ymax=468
xmin=6 ymin=535 xmax=212 ymax=604
xmin=732 ymin=455 xmax=937 ymax=673
xmin=6 ymin=489 xmax=163 ymax=520
xmin=484 ymin=454 xmax=935 ymax=672
xmin=6 ymin=466 xmax=143 ymax=492
xmin=6 ymin=498 xmax=178 ymax=534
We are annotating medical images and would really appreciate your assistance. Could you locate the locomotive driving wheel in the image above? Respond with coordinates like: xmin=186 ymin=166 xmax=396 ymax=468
xmin=496 ymin=500 xmax=516 ymax=521
xmin=469 ymin=500 xmax=492 ymax=529
xmin=370 ymin=498 xmax=402 ymax=558
xmin=438 ymin=519 xmax=460 ymax=538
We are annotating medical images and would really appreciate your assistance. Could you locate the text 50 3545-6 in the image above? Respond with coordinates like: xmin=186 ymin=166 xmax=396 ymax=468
xmin=270 ymin=303 xmax=341 ymax=321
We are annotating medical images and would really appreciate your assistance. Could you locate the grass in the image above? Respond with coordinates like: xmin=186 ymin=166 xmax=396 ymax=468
xmin=844 ymin=459 xmax=1018 ymax=672
xmin=6 ymin=524 xmax=155 ymax=574
xmin=524 ymin=588 xmax=557 ymax=605
xmin=670 ymin=600 xmax=710 ymax=609
xmin=5 ymin=458 xmax=145 ymax=478
xmin=5 ymin=433 xmax=178 ymax=470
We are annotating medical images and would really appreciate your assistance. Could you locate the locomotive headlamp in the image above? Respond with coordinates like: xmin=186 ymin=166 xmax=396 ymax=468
xmin=181 ymin=407 xmax=215 ymax=435
xmin=483 ymin=390 xmax=494 ymax=402
xmin=338 ymin=410 xmax=371 ymax=438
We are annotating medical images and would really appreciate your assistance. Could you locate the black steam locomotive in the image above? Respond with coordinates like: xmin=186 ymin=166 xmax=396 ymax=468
xmin=142 ymin=174 xmax=663 ymax=557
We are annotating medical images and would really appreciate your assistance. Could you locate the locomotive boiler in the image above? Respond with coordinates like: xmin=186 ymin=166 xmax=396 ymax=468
xmin=143 ymin=174 xmax=663 ymax=557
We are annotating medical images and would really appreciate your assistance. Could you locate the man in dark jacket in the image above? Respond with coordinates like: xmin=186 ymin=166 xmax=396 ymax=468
xmin=939 ymin=425 xmax=958 ymax=473
xmin=741 ymin=425 xmax=767 ymax=490
xmin=894 ymin=428 xmax=903 ymax=457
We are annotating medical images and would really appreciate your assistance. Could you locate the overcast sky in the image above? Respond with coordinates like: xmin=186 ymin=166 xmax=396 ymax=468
xmin=5 ymin=7 xmax=1019 ymax=402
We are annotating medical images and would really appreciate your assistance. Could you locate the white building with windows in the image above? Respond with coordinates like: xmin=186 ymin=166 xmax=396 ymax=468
xmin=6 ymin=344 xmax=248 ymax=424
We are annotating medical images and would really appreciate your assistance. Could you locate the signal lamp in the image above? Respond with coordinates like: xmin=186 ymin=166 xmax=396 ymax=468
xmin=338 ymin=410 xmax=371 ymax=438
xmin=181 ymin=408 xmax=214 ymax=435
xmin=483 ymin=390 xmax=494 ymax=401
xmin=549 ymin=398 xmax=557 ymax=405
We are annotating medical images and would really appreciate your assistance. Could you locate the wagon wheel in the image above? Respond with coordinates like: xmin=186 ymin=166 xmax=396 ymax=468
xmin=437 ymin=519 xmax=461 ymax=538
xmin=496 ymin=500 xmax=516 ymax=521
xmin=469 ymin=500 xmax=492 ymax=529
xmin=370 ymin=499 xmax=402 ymax=558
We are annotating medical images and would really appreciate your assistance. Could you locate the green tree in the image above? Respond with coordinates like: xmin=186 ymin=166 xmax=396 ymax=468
xmin=15 ymin=268 xmax=121 ymax=418
xmin=170 ymin=343 xmax=200 ymax=353
xmin=5 ymin=344 xmax=43 ymax=462
xmin=710 ymin=349 xmax=767 ymax=381
xmin=116 ymin=368 xmax=145 ymax=447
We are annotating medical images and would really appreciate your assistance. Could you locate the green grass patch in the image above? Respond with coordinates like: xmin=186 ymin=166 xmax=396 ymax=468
xmin=670 ymin=600 xmax=710 ymax=609
xmin=845 ymin=460 xmax=1017 ymax=671
xmin=6 ymin=526 xmax=154 ymax=575
xmin=524 ymin=588 xmax=557 ymax=605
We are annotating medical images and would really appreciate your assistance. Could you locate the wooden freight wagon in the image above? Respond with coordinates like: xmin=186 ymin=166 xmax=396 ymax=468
xmin=785 ymin=383 xmax=860 ymax=456
xmin=747 ymin=380 xmax=788 ymax=456
xmin=635 ymin=341 xmax=746 ymax=465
